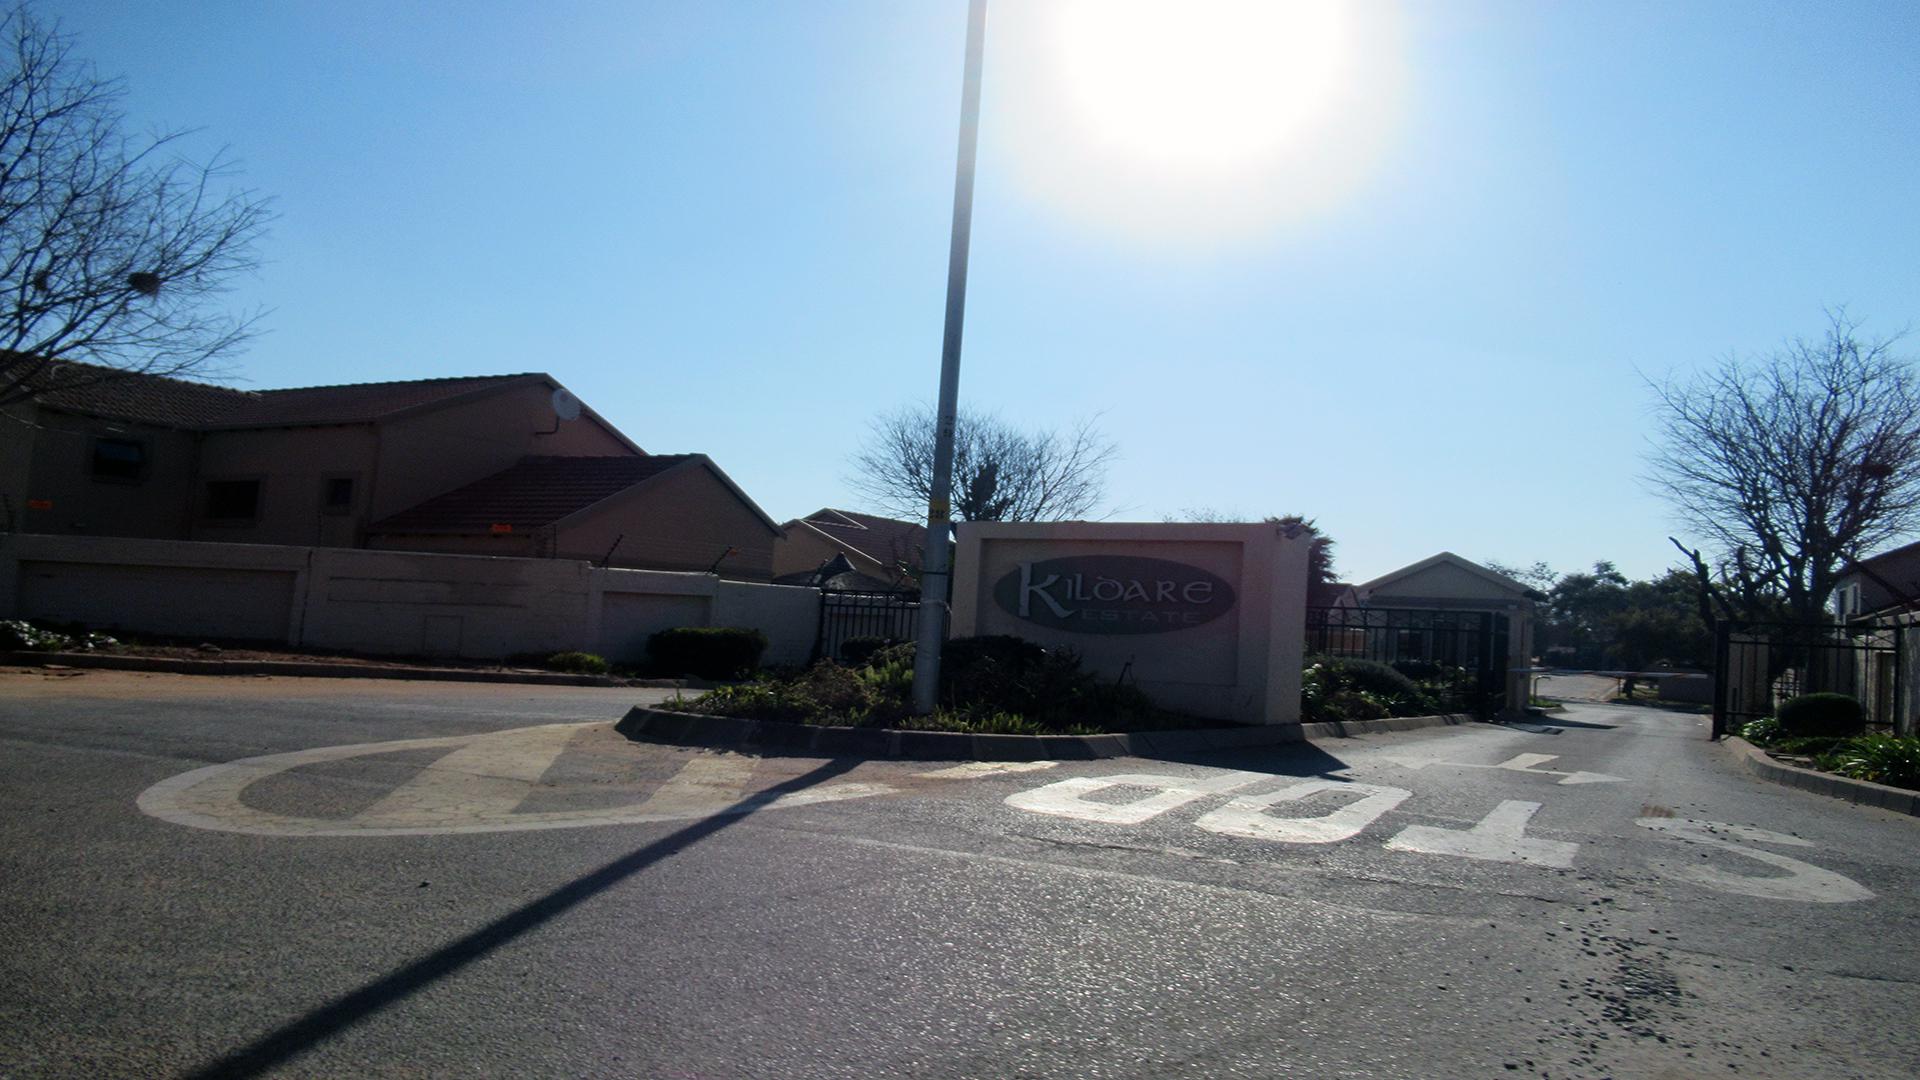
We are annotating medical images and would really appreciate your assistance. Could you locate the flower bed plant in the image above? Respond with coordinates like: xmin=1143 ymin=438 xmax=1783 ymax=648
xmin=1739 ymin=713 xmax=1920 ymax=791
xmin=676 ymin=635 xmax=1206 ymax=735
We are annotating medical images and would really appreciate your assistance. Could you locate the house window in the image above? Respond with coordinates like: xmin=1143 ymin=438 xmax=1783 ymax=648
xmin=322 ymin=476 xmax=355 ymax=513
xmin=90 ymin=438 xmax=147 ymax=482
xmin=204 ymin=479 xmax=260 ymax=521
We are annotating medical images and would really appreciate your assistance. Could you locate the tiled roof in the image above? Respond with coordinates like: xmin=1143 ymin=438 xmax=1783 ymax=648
xmin=370 ymin=455 xmax=693 ymax=533
xmin=20 ymin=357 xmax=546 ymax=429
xmin=18 ymin=359 xmax=255 ymax=427
xmin=795 ymin=508 xmax=928 ymax=571
xmin=213 ymin=374 xmax=541 ymax=427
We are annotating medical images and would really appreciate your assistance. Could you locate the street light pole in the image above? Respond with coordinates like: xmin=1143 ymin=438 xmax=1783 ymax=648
xmin=911 ymin=0 xmax=989 ymax=715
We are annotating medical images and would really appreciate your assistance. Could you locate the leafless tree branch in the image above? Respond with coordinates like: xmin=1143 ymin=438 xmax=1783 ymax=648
xmin=847 ymin=405 xmax=1118 ymax=523
xmin=0 ymin=4 xmax=270 ymax=406
xmin=1646 ymin=310 xmax=1920 ymax=622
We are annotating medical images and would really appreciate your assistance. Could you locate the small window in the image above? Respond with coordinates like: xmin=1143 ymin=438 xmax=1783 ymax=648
xmin=322 ymin=476 xmax=354 ymax=513
xmin=204 ymin=479 xmax=260 ymax=521
xmin=91 ymin=438 xmax=147 ymax=481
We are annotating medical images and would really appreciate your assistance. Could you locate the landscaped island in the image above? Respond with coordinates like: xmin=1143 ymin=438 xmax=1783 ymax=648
xmin=676 ymin=635 xmax=1210 ymax=735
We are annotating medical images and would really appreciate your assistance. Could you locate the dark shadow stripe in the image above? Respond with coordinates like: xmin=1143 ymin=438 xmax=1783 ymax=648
xmin=183 ymin=757 xmax=862 ymax=1079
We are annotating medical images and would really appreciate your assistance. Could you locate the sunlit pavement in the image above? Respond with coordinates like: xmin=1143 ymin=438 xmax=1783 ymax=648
xmin=2 ymin=670 xmax=1917 ymax=1078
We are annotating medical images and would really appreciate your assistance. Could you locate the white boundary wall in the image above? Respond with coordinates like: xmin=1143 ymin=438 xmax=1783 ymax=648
xmin=0 ymin=533 xmax=820 ymax=666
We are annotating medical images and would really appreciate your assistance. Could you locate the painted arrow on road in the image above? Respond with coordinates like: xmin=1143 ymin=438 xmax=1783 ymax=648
xmin=1380 ymin=750 xmax=1625 ymax=786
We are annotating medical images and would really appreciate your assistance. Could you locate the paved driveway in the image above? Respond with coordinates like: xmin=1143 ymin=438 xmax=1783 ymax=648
xmin=2 ymin=669 xmax=1916 ymax=1078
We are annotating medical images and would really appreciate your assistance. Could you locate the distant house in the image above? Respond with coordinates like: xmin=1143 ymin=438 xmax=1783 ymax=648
xmin=1834 ymin=539 xmax=1920 ymax=624
xmin=1 ymin=362 xmax=781 ymax=579
xmin=772 ymin=508 xmax=927 ymax=592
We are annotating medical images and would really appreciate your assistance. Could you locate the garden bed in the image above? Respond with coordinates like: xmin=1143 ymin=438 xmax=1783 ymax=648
xmin=674 ymin=636 xmax=1212 ymax=736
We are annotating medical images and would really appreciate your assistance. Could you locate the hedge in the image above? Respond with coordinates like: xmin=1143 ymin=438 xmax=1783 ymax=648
xmin=646 ymin=627 xmax=768 ymax=679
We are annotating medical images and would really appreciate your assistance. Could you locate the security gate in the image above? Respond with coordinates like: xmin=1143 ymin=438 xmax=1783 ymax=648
xmin=1305 ymin=606 xmax=1510 ymax=716
xmin=1712 ymin=619 xmax=1906 ymax=738
xmin=814 ymin=590 xmax=920 ymax=662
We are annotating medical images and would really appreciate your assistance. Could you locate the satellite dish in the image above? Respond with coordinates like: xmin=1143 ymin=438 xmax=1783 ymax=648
xmin=551 ymin=388 xmax=582 ymax=422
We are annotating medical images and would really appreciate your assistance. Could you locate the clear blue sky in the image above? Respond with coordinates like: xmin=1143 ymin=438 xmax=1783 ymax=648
xmin=38 ymin=0 xmax=1920 ymax=583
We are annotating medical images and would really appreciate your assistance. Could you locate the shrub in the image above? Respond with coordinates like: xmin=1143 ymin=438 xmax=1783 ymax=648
xmin=0 ymin=620 xmax=117 ymax=652
xmin=1739 ymin=716 xmax=1782 ymax=746
xmin=1817 ymin=734 xmax=1920 ymax=790
xmin=545 ymin=651 xmax=609 ymax=675
xmin=647 ymin=627 xmax=769 ymax=679
xmin=1302 ymin=656 xmax=1436 ymax=721
xmin=838 ymin=635 xmax=897 ymax=667
xmin=679 ymin=633 xmax=1192 ymax=734
xmin=1775 ymin=693 xmax=1867 ymax=738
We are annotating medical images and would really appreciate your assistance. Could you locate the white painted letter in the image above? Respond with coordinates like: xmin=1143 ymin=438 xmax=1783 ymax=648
xmin=1385 ymin=800 xmax=1578 ymax=868
xmin=1636 ymin=818 xmax=1873 ymax=903
xmin=1195 ymin=779 xmax=1411 ymax=844
xmin=1005 ymin=771 xmax=1266 ymax=825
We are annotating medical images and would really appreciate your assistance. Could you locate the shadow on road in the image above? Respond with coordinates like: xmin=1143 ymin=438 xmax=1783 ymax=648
xmin=183 ymin=756 xmax=863 ymax=1080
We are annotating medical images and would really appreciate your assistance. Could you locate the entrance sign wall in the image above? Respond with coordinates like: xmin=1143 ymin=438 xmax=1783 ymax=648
xmin=951 ymin=521 xmax=1310 ymax=725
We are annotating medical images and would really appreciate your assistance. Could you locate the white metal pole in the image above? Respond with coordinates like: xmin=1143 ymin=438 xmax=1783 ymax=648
xmin=911 ymin=0 xmax=988 ymax=715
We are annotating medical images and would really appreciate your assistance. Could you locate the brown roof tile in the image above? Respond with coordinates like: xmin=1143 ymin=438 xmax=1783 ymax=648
xmin=797 ymin=508 xmax=928 ymax=571
xmin=20 ymin=358 xmax=546 ymax=430
xmin=21 ymin=359 xmax=255 ymax=427
xmin=370 ymin=455 xmax=693 ymax=534
xmin=214 ymin=374 xmax=541 ymax=427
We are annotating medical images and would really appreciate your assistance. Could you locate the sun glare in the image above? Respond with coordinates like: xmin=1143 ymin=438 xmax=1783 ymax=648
xmin=995 ymin=0 xmax=1402 ymax=248
xmin=1057 ymin=1 xmax=1352 ymax=175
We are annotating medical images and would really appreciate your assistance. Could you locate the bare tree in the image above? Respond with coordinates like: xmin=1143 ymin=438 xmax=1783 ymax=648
xmin=1647 ymin=311 xmax=1920 ymax=623
xmin=848 ymin=405 xmax=1117 ymax=523
xmin=0 ymin=4 xmax=269 ymax=406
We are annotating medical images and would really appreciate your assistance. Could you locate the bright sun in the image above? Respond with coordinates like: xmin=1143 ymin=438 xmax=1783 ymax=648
xmin=995 ymin=0 xmax=1402 ymax=247
xmin=1055 ymin=0 xmax=1354 ymax=176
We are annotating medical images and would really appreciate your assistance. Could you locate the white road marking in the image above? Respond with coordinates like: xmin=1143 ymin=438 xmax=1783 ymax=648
xmin=1194 ymin=780 xmax=1412 ymax=844
xmin=1384 ymin=750 xmax=1625 ymax=786
xmin=1635 ymin=818 xmax=1874 ymax=903
xmin=917 ymin=761 xmax=1061 ymax=780
xmin=356 ymin=722 xmax=583 ymax=825
xmin=136 ymin=723 xmax=892 ymax=837
xmin=1003 ymin=770 xmax=1268 ymax=825
xmin=1384 ymin=799 xmax=1579 ymax=868
xmin=632 ymin=754 xmax=757 ymax=817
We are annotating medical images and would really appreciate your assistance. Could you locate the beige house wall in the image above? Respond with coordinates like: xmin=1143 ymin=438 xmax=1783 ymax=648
xmin=770 ymin=524 xmax=890 ymax=581
xmin=554 ymin=463 xmax=778 ymax=581
xmin=372 ymin=382 xmax=634 ymax=520
xmin=12 ymin=407 xmax=200 ymax=540
xmin=190 ymin=424 xmax=378 ymax=547
xmin=0 ymin=532 xmax=820 ymax=664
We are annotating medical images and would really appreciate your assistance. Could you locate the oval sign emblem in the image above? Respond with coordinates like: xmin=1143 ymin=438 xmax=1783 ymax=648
xmin=991 ymin=555 xmax=1236 ymax=635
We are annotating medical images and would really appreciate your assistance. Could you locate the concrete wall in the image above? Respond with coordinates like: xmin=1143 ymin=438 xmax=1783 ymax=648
xmin=951 ymin=521 xmax=1309 ymax=726
xmin=0 ymin=533 xmax=819 ymax=666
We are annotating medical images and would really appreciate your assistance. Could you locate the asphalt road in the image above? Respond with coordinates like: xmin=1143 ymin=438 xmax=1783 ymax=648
xmin=2 ymin=669 xmax=1917 ymax=1079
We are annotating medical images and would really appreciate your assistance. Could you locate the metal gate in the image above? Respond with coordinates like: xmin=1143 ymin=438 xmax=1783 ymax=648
xmin=1305 ymin=606 xmax=1510 ymax=716
xmin=1712 ymin=619 xmax=1906 ymax=738
xmin=814 ymin=590 xmax=920 ymax=662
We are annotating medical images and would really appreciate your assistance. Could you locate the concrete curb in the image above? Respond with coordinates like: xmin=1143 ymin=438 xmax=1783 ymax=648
xmin=1 ymin=650 xmax=700 ymax=690
xmin=1723 ymin=736 xmax=1920 ymax=817
xmin=616 ymin=706 xmax=1477 ymax=761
